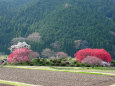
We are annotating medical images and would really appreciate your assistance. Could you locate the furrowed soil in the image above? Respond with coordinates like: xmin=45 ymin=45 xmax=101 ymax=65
xmin=0 ymin=67 xmax=115 ymax=86
xmin=0 ymin=84 xmax=13 ymax=86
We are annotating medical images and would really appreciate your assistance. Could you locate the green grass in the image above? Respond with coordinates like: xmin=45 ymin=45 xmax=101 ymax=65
xmin=76 ymin=72 xmax=115 ymax=76
xmin=88 ymin=67 xmax=115 ymax=70
xmin=0 ymin=55 xmax=8 ymax=61
xmin=110 ymin=84 xmax=115 ymax=86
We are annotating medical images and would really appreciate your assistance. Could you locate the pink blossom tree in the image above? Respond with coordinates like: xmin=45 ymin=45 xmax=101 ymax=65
xmin=7 ymin=48 xmax=31 ymax=63
xmin=28 ymin=51 xmax=39 ymax=60
xmin=55 ymin=52 xmax=68 ymax=59
xmin=27 ymin=32 xmax=41 ymax=43
xmin=51 ymin=41 xmax=61 ymax=49
xmin=41 ymin=48 xmax=55 ymax=58
xmin=81 ymin=56 xmax=103 ymax=67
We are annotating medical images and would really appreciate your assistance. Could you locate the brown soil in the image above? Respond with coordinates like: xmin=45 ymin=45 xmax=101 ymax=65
xmin=0 ymin=67 xmax=115 ymax=86
xmin=0 ymin=84 xmax=14 ymax=86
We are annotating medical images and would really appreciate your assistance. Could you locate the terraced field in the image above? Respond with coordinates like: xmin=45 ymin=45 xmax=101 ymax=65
xmin=0 ymin=67 xmax=115 ymax=86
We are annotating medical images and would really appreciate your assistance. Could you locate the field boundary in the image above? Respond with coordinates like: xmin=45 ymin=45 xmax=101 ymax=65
xmin=0 ymin=79 xmax=42 ymax=86
xmin=110 ymin=84 xmax=115 ymax=86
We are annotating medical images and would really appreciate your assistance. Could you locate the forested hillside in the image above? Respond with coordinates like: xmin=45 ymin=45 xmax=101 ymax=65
xmin=0 ymin=0 xmax=34 ymax=53
xmin=0 ymin=0 xmax=115 ymax=59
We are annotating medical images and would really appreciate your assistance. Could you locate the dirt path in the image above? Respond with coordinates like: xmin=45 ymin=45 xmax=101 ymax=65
xmin=0 ymin=67 xmax=115 ymax=86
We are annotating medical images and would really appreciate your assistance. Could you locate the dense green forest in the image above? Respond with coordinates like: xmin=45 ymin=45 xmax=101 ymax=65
xmin=0 ymin=0 xmax=115 ymax=59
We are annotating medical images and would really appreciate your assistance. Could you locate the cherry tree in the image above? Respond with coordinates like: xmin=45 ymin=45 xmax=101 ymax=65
xmin=55 ymin=52 xmax=68 ymax=59
xmin=8 ymin=42 xmax=39 ymax=64
xmin=8 ymin=48 xmax=39 ymax=64
xmin=41 ymin=48 xmax=55 ymax=58
xmin=81 ymin=56 xmax=103 ymax=66
xmin=81 ymin=56 xmax=111 ymax=67
xmin=74 ymin=48 xmax=112 ymax=62
xmin=51 ymin=41 xmax=61 ymax=49
xmin=8 ymin=48 xmax=31 ymax=63
xmin=28 ymin=51 xmax=39 ymax=60
xmin=9 ymin=42 xmax=30 ymax=52
xmin=11 ymin=37 xmax=26 ymax=45
xmin=27 ymin=32 xmax=41 ymax=42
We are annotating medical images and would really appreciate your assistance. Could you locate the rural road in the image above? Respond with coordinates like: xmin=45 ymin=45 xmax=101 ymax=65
xmin=0 ymin=67 xmax=115 ymax=86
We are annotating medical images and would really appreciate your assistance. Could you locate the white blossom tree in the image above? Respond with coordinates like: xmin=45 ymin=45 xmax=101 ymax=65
xmin=9 ymin=42 xmax=31 ymax=52
xmin=11 ymin=37 xmax=26 ymax=45
xmin=65 ymin=3 xmax=69 ymax=8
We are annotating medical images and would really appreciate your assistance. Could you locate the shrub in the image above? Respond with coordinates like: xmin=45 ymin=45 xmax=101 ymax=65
xmin=31 ymin=58 xmax=38 ymax=63
xmin=74 ymin=48 xmax=112 ymax=62
xmin=31 ymin=58 xmax=42 ymax=66
xmin=111 ymin=60 xmax=115 ymax=67
xmin=21 ymin=62 xmax=30 ymax=66
xmin=60 ymin=63 xmax=66 ymax=66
